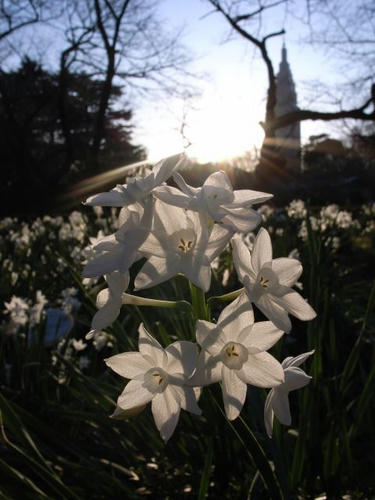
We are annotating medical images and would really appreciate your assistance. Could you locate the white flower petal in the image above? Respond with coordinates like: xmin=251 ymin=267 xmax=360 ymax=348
xmin=282 ymin=350 xmax=315 ymax=369
xmin=138 ymin=232 xmax=168 ymax=258
xmin=256 ymin=294 xmax=292 ymax=333
xmin=86 ymin=330 xmax=96 ymax=340
xmin=270 ymin=389 xmax=291 ymax=426
xmin=182 ymin=257 xmax=211 ymax=292
xmin=153 ymin=153 xmax=185 ymax=186
xmin=251 ymin=228 xmax=272 ymax=273
xmin=84 ymin=190 xmax=126 ymax=207
xmin=151 ymin=386 xmax=181 ymax=442
xmin=105 ymin=352 xmax=152 ymax=379
xmin=153 ymin=199 xmax=188 ymax=237
xmin=231 ymin=234 xmax=253 ymax=282
xmin=134 ymin=256 xmax=179 ymax=290
xmin=218 ymin=292 xmax=254 ymax=341
xmin=221 ymin=365 xmax=247 ymax=420
xmin=203 ymin=170 xmax=233 ymax=191
xmin=272 ymin=290 xmax=316 ymax=321
xmin=138 ymin=323 xmax=167 ymax=367
xmin=231 ymin=189 xmax=273 ymax=207
xmin=165 ymin=341 xmax=198 ymax=378
xmin=205 ymin=225 xmax=233 ymax=261
xmin=82 ymin=247 xmax=125 ymax=278
xmin=271 ymin=258 xmax=303 ymax=287
xmin=238 ymin=352 xmax=284 ymax=388
xmin=170 ymin=385 xmax=202 ymax=415
xmin=96 ymin=289 xmax=110 ymax=309
xmin=153 ymin=185 xmax=191 ymax=209
xmin=188 ymin=351 xmax=222 ymax=386
xmin=284 ymin=367 xmax=312 ymax=391
xmin=221 ymin=207 xmax=261 ymax=233
xmin=92 ymin=234 xmax=118 ymax=252
xmin=118 ymin=204 xmax=140 ymax=227
xmin=117 ymin=378 xmax=154 ymax=410
xmin=173 ymin=172 xmax=200 ymax=197
xmin=106 ymin=271 xmax=129 ymax=297
xmin=91 ymin=300 xmax=120 ymax=330
xmin=264 ymin=389 xmax=275 ymax=438
xmin=239 ymin=321 xmax=284 ymax=353
xmin=196 ymin=320 xmax=226 ymax=356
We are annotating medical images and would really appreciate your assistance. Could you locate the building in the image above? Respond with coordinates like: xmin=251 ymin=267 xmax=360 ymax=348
xmin=274 ymin=44 xmax=301 ymax=173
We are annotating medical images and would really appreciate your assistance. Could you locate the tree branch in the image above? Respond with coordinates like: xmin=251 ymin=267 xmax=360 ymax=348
xmin=207 ymin=0 xmax=284 ymax=124
xmin=262 ymin=97 xmax=375 ymax=131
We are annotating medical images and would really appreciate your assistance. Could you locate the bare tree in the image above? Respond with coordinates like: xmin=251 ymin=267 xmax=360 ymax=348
xmin=56 ymin=2 xmax=96 ymax=172
xmin=299 ymin=0 xmax=375 ymax=98
xmin=0 ymin=0 xmax=196 ymax=172
xmin=0 ymin=0 xmax=61 ymax=41
xmin=57 ymin=0 xmax=195 ymax=169
xmin=206 ymin=0 xmax=375 ymax=181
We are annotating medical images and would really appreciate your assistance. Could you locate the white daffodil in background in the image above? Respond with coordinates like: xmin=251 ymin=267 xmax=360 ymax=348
xmin=154 ymin=170 xmax=272 ymax=232
xmin=192 ymin=293 xmax=285 ymax=420
xmin=86 ymin=271 xmax=129 ymax=340
xmin=82 ymin=198 xmax=153 ymax=278
xmin=232 ymin=228 xmax=316 ymax=332
xmin=264 ymin=350 xmax=314 ymax=437
xmin=84 ymin=153 xmax=185 ymax=207
xmin=105 ymin=323 xmax=201 ymax=442
xmin=134 ymin=199 xmax=233 ymax=292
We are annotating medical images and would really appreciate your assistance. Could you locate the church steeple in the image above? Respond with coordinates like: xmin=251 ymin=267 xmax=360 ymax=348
xmin=276 ymin=44 xmax=297 ymax=113
xmin=274 ymin=44 xmax=301 ymax=173
xmin=281 ymin=43 xmax=287 ymax=63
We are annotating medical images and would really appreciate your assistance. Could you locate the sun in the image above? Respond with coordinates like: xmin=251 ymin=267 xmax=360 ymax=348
xmin=135 ymin=80 xmax=265 ymax=165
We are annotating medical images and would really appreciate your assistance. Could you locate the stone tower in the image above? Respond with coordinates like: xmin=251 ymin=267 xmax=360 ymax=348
xmin=274 ymin=44 xmax=301 ymax=173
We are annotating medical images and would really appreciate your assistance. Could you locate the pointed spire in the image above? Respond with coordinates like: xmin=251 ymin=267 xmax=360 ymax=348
xmin=282 ymin=42 xmax=287 ymax=63
xmin=274 ymin=42 xmax=301 ymax=173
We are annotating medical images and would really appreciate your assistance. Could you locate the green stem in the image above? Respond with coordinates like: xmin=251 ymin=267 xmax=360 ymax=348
xmin=189 ymin=282 xmax=209 ymax=321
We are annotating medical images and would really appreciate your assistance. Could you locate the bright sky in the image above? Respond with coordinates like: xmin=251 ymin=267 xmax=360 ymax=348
xmin=132 ymin=0 xmax=339 ymax=164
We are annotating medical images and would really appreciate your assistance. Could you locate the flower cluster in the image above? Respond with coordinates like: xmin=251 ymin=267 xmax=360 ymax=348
xmin=82 ymin=154 xmax=317 ymax=442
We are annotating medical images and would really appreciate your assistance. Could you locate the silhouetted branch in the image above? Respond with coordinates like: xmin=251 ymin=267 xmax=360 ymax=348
xmin=261 ymin=97 xmax=375 ymax=132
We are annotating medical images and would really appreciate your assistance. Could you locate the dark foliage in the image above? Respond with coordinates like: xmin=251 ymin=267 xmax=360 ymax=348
xmin=251 ymin=134 xmax=375 ymax=206
xmin=0 ymin=58 xmax=144 ymax=216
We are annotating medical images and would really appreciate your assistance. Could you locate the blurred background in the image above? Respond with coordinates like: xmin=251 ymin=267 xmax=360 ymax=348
xmin=0 ymin=1 xmax=374 ymax=498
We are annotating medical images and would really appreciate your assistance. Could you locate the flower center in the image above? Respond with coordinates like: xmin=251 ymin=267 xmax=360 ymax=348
xmin=143 ymin=367 xmax=169 ymax=393
xmin=171 ymin=228 xmax=196 ymax=255
xmin=178 ymin=237 xmax=194 ymax=253
xmin=259 ymin=275 xmax=270 ymax=288
xmin=220 ymin=342 xmax=248 ymax=370
xmin=254 ymin=266 xmax=278 ymax=295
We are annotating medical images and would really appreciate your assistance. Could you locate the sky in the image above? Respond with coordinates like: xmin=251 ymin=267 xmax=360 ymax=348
xmin=2 ymin=0 xmax=354 ymax=167
xmin=131 ymin=0 xmax=339 ymax=164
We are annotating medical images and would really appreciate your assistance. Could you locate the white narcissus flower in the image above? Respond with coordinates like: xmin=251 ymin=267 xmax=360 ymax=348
xmin=134 ymin=199 xmax=233 ymax=292
xmin=192 ymin=293 xmax=285 ymax=421
xmin=264 ymin=350 xmax=314 ymax=437
xmin=231 ymin=228 xmax=316 ymax=333
xmin=105 ymin=324 xmax=201 ymax=442
xmin=82 ymin=199 xmax=153 ymax=278
xmin=84 ymin=154 xmax=185 ymax=207
xmin=154 ymin=170 xmax=272 ymax=232
xmin=86 ymin=271 xmax=129 ymax=340
xmin=71 ymin=339 xmax=87 ymax=351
